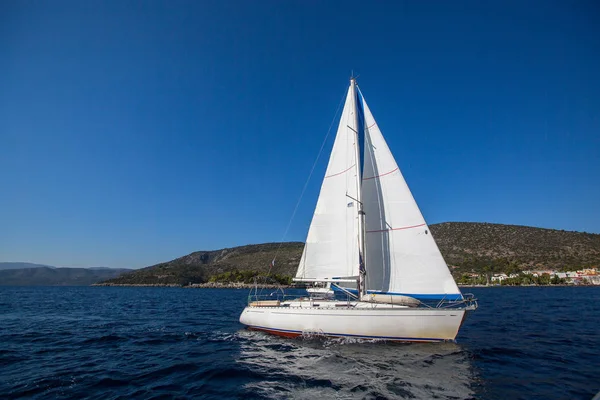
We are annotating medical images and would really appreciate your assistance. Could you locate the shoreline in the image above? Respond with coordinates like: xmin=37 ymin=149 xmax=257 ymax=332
xmin=458 ymin=284 xmax=595 ymax=287
xmin=92 ymin=283 xmax=597 ymax=288
xmin=92 ymin=282 xmax=293 ymax=289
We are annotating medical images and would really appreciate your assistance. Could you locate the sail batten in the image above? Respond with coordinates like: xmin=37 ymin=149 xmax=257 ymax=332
xmin=363 ymin=167 xmax=399 ymax=180
xmin=366 ymin=223 xmax=426 ymax=233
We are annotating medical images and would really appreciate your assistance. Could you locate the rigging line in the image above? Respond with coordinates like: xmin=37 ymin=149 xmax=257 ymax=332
xmin=268 ymin=86 xmax=349 ymax=275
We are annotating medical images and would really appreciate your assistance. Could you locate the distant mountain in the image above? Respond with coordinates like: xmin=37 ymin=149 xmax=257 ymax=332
xmin=100 ymin=222 xmax=600 ymax=286
xmin=103 ymin=242 xmax=303 ymax=286
xmin=0 ymin=265 xmax=131 ymax=286
xmin=0 ymin=262 xmax=56 ymax=270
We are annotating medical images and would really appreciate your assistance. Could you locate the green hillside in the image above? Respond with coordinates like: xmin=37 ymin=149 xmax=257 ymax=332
xmin=99 ymin=222 xmax=600 ymax=286
xmin=433 ymin=222 xmax=600 ymax=274
xmin=101 ymin=242 xmax=303 ymax=286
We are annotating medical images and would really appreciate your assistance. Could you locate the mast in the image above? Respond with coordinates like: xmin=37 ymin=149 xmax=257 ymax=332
xmin=350 ymin=78 xmax=366 ymax=297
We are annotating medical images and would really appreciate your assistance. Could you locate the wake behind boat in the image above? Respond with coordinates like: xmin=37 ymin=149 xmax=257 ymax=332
xmin=239 ymin=78 xmax=477 ymax=342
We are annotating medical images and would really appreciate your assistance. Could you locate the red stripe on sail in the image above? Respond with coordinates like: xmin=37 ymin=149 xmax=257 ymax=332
xmin=324 ymin=164 xmax=355 ymax=178
xmin=367 ymin=223 xmax=426 ymax=233
xmin=362 ymin=167 xmax=399 ymax=181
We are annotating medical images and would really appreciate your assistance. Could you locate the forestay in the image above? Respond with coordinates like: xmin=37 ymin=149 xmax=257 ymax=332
xmin=359 ymin=89 xmax=462 ymax=300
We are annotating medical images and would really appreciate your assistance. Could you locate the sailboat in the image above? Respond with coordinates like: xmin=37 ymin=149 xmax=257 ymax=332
xmin=239 ymin=78 xmax=477 ymax=342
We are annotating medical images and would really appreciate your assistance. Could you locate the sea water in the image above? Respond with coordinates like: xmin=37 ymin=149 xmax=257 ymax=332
xmin=0 ymin=286 xmax=598 ymax=399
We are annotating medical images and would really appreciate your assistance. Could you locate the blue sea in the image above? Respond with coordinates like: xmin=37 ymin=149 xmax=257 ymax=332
xmin=1 ymin=286 xmax=598 ymax=399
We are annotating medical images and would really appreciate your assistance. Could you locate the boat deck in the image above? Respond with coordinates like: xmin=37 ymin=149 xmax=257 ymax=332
xmin=249 ymin=298 xmax=410 ymax=310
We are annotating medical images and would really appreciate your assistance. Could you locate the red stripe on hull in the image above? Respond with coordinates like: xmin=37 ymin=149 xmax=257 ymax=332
xmin=246 ymin=327 xmax=444 ymax=343
xmin=248 ymin=326 xmax=302 ymax=338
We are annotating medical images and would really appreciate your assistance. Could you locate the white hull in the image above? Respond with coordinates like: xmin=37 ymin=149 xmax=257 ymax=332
xmin=240 ymin=300 xmax=468 ymax=342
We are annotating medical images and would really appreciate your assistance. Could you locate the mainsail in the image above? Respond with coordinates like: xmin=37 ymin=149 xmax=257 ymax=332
xmin=359 ymin=89 xmax=462 ymax=300
xmin=296 ymin=85 xmax=361 ymax=280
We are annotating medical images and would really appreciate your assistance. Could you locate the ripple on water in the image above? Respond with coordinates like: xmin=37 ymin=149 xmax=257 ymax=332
xmin=233 ymin=332 xmax=477 ymax=399
xmin=1 ymin=286 xmax=599 ymax=399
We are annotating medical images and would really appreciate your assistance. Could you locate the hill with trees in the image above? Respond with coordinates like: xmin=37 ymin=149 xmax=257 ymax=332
xmin=100 ymin=242 xmax=303 ymax=286
xmin=433 ymin=222 xmax=600 ymax=275
xmin=100 ymin=223 xmax=600 ymax=286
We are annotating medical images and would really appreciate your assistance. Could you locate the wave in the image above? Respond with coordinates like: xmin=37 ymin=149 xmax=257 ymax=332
xmin=236 ymin=330 xmax=477 ymax=399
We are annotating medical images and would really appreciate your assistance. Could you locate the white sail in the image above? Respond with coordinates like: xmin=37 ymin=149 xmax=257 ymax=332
xmin=296 ymin=85 xmax=361 ymax=280
xmin=359 ymin=90 xmax=462 ymax=300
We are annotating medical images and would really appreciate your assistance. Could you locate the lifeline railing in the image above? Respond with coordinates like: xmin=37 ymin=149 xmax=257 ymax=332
xmin=425 ymin=293 xmax=478 ymax=310
xmin=246 ymin=276 xmax=478 ymax=310
xmin=247 ymin=276 xmax=359 ymax=305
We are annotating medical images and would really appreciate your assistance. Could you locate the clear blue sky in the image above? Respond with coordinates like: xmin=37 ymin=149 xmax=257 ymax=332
xmin=1 ymin=1 xmax=599 ymax=268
